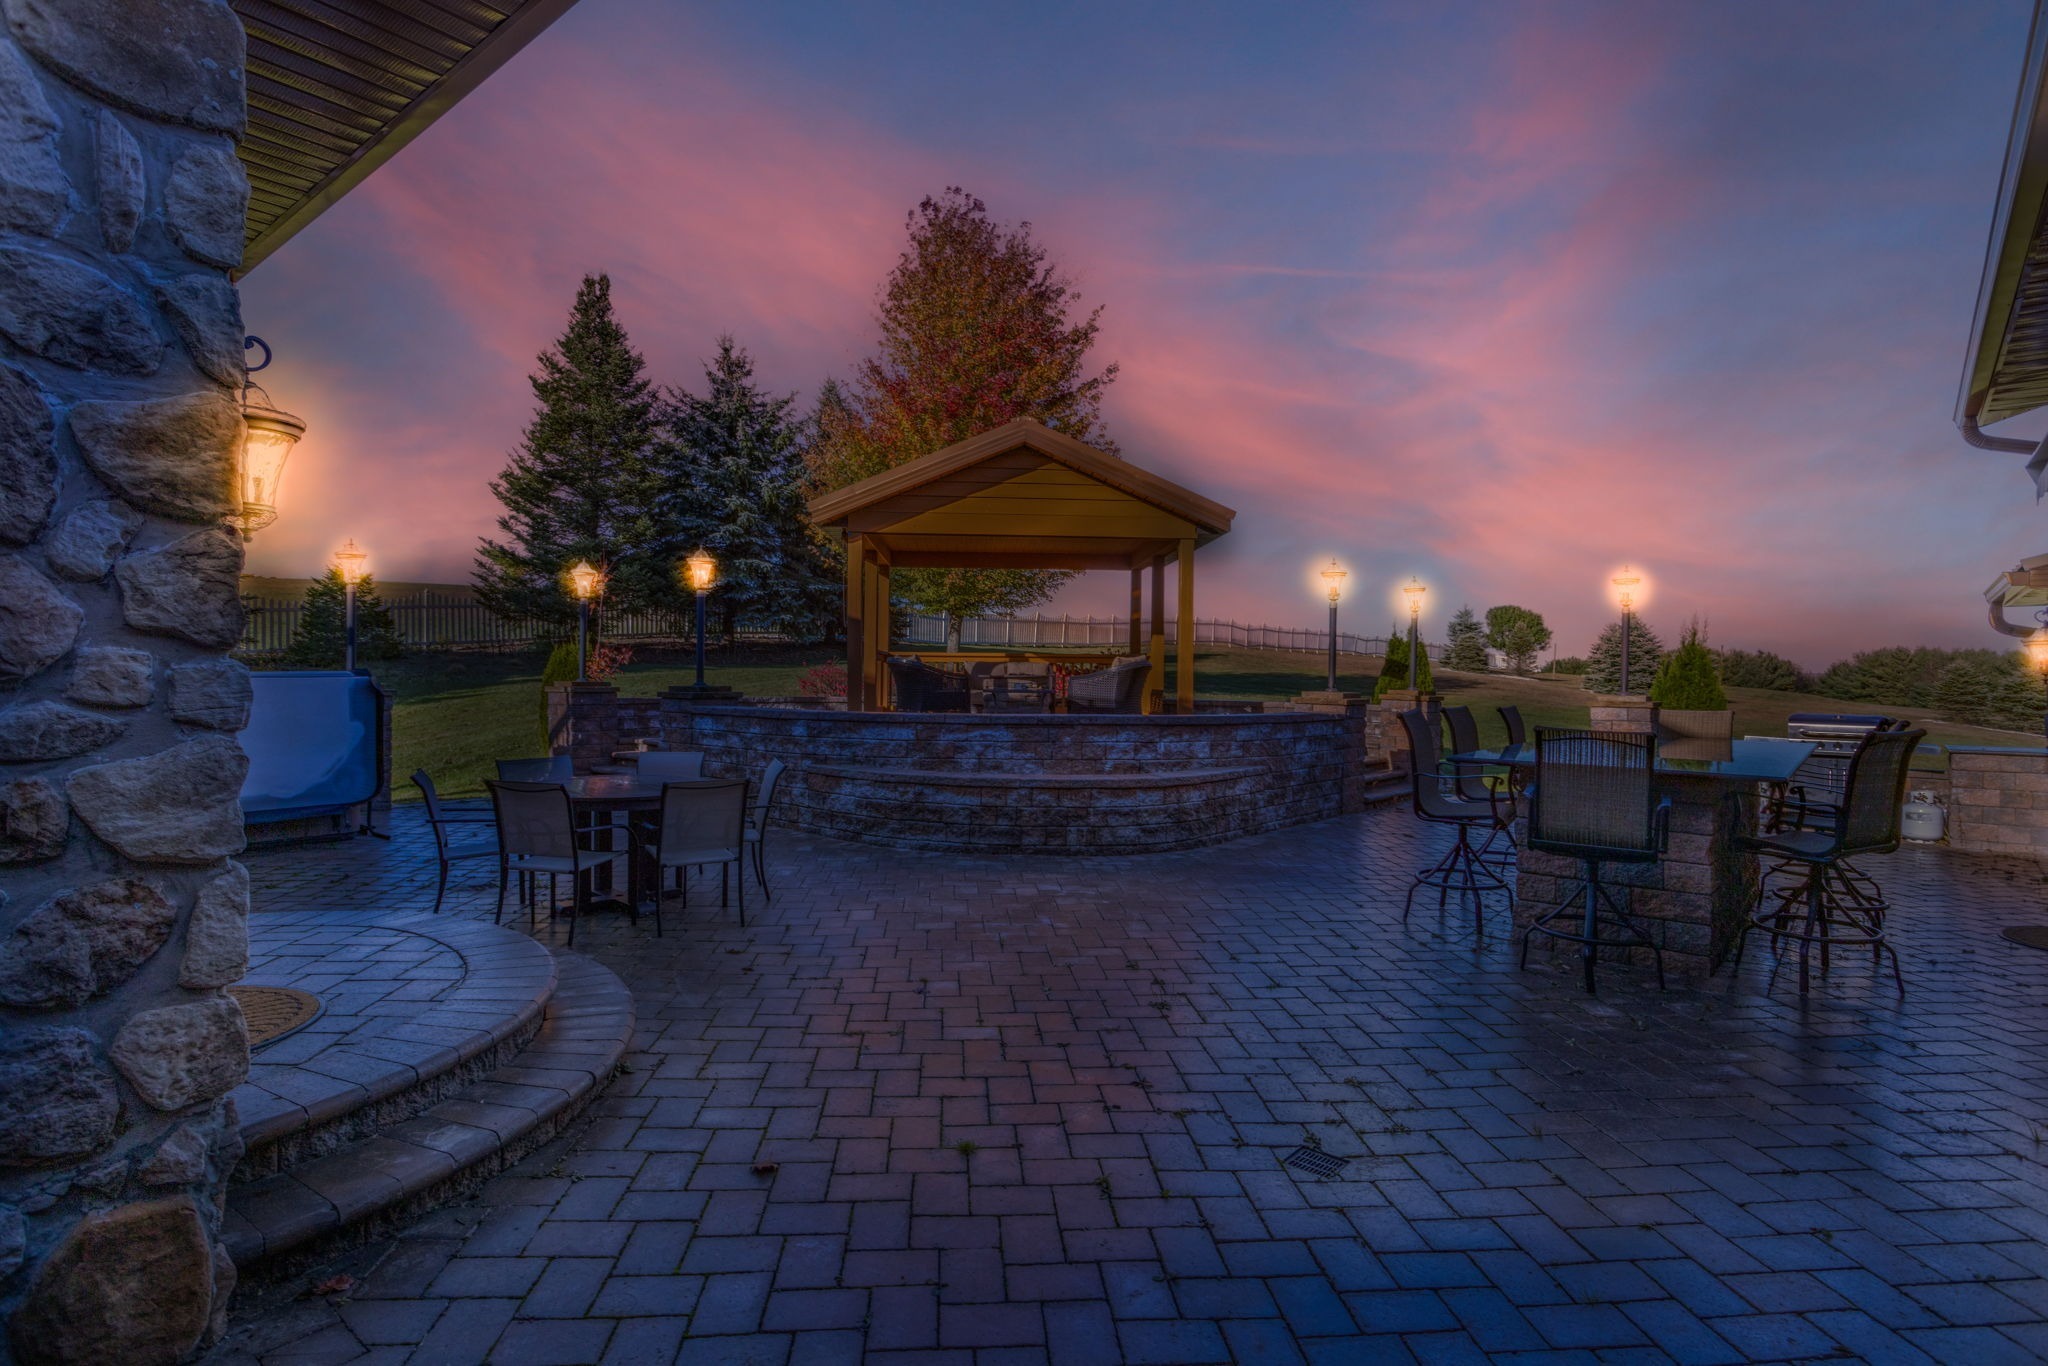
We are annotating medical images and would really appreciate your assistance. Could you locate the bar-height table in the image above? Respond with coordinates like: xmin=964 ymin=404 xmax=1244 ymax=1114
xmin=1449 ymin=738 xmax=1817 ymax=977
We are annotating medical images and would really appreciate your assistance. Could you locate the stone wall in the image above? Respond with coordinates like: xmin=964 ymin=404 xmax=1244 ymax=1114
xmin=0 ymin=2 xmax=254 ymax=1359
xmin=630 ymin=703 xmax=1367 ymax=853
xmin=1948 ymin=747 xmax=2048 ymax=856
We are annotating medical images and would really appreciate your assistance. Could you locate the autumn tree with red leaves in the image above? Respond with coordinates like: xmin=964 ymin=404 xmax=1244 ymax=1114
xmin=811 ymin=188 xmax=1119 ymax=644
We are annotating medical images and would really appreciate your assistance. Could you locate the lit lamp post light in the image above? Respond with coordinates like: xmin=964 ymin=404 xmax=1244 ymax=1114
xmin=234 ymin=336 xmax=306 ymax=541
xmin=333 ymin=539 xmax=366 ymax=672
xmin=2028 ymin=625 xmax=2048 ymax=746
xmin=567 ymin=560 xmax=603 ymax=681
xmin=1402 ymin=576 xmax=1427 ymax=691
xmin=684 ymin=548 xmax=719 ymax=694
xmin=1611 ymin=564 xmax=1642 ymax=695
xmin=1320 ymin=559 xmax=1347 ymax=692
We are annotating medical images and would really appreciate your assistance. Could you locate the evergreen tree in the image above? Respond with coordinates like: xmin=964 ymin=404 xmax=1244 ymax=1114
xmin=1648 ymin=619 xmax=1727 ymax=710
xmin=649 ymin=337 xmax=839 ymax=643
xmin=1717 ymin=648 xmax=1810 ymax=692
xmin=1374 ymin=626 xmax=1435 ymax=700
xmin=1582 ymin=617 xmax=1664 ymax=695
xmin=1484 ymin=604 xmax=1552 ymax=675
xmin=808 ymin=188 xmax=1119 ymax=640
xmin=283 ymin=569 xmax=402 ymax=667
xmin=1936 ymin=653 xmax=2045 ymax=731
xmin=1443 ymin=605 xmax=1489 ymax=672
xmin=474 ymin=274 xmax=661 ymax=623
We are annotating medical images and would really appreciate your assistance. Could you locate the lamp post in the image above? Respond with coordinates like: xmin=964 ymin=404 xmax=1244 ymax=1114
xmin=567 ymin=560 xmax=602 ymax=681
xmin=684 ymin=548 xmax=719 ymax=693
xmin=1320 ymin=559 xmax=1347 ymax=692
xmin=235 ymin=336 xmax=306 ymax=541
xmin=2029 ymin=624 xmax=2048 ymax=747
xmin=1402 ymin=577 xmax=1427 ymax=691
xmin=334 ymin=540 xmax=366 ymax=672
xmin=1612 ymin=564 xmax=1641 ymax=695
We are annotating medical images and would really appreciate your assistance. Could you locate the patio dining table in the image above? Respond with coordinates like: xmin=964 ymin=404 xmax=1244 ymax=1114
xmin=565 ymin=774 xmax=666 ymax=915
xmin=1446 ymin=736 xmax=1818 ymax=976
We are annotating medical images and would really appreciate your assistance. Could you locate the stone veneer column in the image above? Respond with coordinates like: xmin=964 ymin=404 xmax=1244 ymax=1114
xmin=1588 ymin=695 xmax=1659 ymax=734
xmin=0 ymin=2 xmax=257 ymax=1360
xmin=1364 ymin=689 xmax=1438 ymax=772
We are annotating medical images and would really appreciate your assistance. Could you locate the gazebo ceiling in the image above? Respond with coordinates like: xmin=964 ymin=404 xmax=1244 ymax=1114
xmin=231 ymin=0 xmax=580 ymax=274
xmin=808 ymin=419 xmax=1236 ymax=571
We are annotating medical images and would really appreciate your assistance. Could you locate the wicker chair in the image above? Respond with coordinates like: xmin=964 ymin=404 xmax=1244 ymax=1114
xmin=1067 ymin=656 xmax=1150 ymax=714
xmin=886 ymin=657 xmax=970 ymax=712
xmin=1398 ymin=708 xmax=1515 ymax=933
xmin=1735 ymin=726 xmax=1922 ymax=995
xmin=1519 ymin=728 xmax=1669 ymax=995
xmin=982 ymin=661 xmax=1053 ymax=714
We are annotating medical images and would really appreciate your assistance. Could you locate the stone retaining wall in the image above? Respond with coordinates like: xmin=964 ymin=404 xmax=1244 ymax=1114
xmin=555 ymin=698 xmax=1370 ymax=853
xmin=0 ymin=3 xmax=255 ymax=1358
xmin=1948 ymin=748 xmax=2048 ymax=856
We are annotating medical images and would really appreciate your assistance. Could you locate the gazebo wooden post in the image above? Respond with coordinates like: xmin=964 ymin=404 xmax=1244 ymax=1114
xmin=874 ymin=553 xmax=893 ymax=708
xmin=1147 ymin=555 xmax=1167 ymax=713
xmin=1176 ymin=537 xmax=1196 ymax=713
xmin=1128 ymin=565 xmax=1144 ymax=656
xmin=844 ymin=533 xmax=869 ymax=711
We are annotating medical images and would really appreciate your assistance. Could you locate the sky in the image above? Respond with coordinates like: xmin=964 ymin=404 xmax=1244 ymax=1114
xmin=241 ymin=0 xmax=2046 ymax=668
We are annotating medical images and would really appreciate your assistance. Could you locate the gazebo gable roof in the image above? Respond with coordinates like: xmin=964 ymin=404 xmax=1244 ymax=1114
xmin=807 ymin=419 xmax=1235 ymax=541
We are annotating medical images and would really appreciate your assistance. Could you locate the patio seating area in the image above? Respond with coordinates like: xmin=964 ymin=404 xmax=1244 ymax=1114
xmin=214 ymin=799 xmax=2048 ymax=1363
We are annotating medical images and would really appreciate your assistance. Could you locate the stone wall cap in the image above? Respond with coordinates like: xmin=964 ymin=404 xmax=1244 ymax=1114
xmin=679 ymin=705 xmax=1335 ymax=728
xmin=1949 ymin=745 xmax=2046 ymax=756
xmin=811 ymin=764 xmax=1265 ymax=788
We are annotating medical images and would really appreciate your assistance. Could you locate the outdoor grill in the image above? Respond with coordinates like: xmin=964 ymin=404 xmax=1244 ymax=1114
xmin=1782 ymin=713 xmax=1896 ymax=755
xmin=1768 ymin=713 xmax=1897 ymax=828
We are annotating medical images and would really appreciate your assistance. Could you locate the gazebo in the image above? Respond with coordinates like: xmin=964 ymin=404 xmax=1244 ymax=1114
xmin=807 ymin=419 xmax=1236 ymax=712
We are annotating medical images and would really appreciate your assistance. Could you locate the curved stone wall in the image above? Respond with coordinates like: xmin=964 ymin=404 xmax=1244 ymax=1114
xmin=654 ymin=705 xmax=1367 ymax=853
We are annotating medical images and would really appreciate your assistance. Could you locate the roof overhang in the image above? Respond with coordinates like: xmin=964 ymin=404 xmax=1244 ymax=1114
xmin=1959 ymin=2 xmax=2048 ymax=436
xmin=232 ymin=0 xmax=581 ymax=275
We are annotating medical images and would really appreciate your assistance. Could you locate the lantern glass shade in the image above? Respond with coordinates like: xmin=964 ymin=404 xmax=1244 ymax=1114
xmin=333 ymin=539 xmax=367 ymax=586
xmin=567 ymin=560 xmax=602 ymax=600
xmin=1610 ymin=564 xmax=1642 ymax=609
xmin=1320 ymin=559 xmax=1347 ymax=602
xmin=684 ymin=548 xmax=718 ymax=594
xmin=2029 ymin=630 xmax=2048 ymax=676
xmin=237 ymin=401 xmax=305 ymax=539
xmin=1402 ymin=576 xmax=1427 ymax=619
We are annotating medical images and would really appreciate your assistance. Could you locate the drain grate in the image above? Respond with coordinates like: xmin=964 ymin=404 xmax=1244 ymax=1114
xmin=1280 ymin=1146 xmax=1348 ymax=1180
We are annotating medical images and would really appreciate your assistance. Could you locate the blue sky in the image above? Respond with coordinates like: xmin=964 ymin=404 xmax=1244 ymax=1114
xmin=242 ymin=0 xmax=2041 ymax=665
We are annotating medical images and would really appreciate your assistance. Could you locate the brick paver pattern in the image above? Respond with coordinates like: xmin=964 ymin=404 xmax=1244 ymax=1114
xmin=213 ymin=802 xmax=2048 ymax=1364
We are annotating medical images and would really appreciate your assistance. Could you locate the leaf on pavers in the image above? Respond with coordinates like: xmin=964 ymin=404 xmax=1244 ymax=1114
xmin=305 ymin=1273 xmax=355 ymax=1300
xmin=751 ymin=1161 xmax=779 ymax=1176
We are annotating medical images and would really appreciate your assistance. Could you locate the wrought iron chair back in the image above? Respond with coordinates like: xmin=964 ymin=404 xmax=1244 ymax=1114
xmin=1527 ymin=728 xmax=1661 ymax=862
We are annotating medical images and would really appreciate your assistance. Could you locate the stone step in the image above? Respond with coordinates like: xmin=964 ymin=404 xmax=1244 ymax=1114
xmin=222 ymin=950 xmax=634 ymax=1275
xmin=231 ymin=912 xmax=559 ymax=1184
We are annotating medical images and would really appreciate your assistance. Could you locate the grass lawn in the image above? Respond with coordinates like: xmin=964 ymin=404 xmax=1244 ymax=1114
xmin=355 ymin=642 xmax=2030 ymax=800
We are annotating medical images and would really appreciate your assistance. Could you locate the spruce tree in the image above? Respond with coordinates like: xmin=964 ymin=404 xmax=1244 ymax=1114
xmin=809 ymin=189 xmax=1119 ymax=637
xmin=283 ymin=569 xmax=402 ymax=667
xmin=1648 ymin=619 xmax=1727 ymax=710
xmin=650 ymin=337 xmax=839 ymax=643
xmin=1582 ymin=617 xmax=1664 ymax=695
xmin=474 ymin=274 xmax=660 ymax=623
xmin=1444 ymin=605 xmax=1489 ymax=672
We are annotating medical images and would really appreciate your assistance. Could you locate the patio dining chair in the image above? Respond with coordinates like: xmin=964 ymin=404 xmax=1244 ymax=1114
xmin=412 ymin=769 xmax=495 ymax=916
xmin=1398 ymin=708 xmax=1515 ymax=934
xmin=1518 ymin=727 xmax=1669 ymax=995
xmin=636 ymin=751 xmax=705 ymax=782
xmin=487 ymin=780 xmax=627 ymax=948
xmin=744 ymin=759 xmax=785 ymax=900
xmin=642 ymin=779 xmax=750 ymax=931
xmin=1734 ymin=726 xmax=1922 ymax=995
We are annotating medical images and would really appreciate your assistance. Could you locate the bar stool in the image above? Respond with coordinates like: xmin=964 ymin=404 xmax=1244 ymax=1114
xmin=1398 ymin=708 xmax=1515 ymax=933
xmin=1442 ymin=705 xmax=1516 ymax=865
xmin=1735 ymin=726 xmax=1922 ymax=995
xmin=1518 ymin=727 xmax=1669 ymax=995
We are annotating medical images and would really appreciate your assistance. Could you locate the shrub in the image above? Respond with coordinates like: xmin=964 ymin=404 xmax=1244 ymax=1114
xmin=1549 ymin=655 xmax=1589 ymax=675
xmin=539 ymin=642 xmax=577 ymax=747
xmin=1373 ymin=630 xmax=1434 ymax=701
xmin=797 ymin=661 xmax=848 ymax=698
xmin=283 ymin=568 xmax=403 ymax=667
xmin=1649 ymin=619 xmax=1727 ymax=710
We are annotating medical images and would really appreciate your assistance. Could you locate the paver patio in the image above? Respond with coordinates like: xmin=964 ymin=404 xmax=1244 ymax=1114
xmin=211 ymin=803 xmax=2048 ymax=1364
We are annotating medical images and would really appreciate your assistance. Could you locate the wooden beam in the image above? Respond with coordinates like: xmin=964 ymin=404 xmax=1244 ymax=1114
xmin=1176 ymin=537 xmax=1196 ymax=713
xmin=875 ymin=558 xmax=892 ymax=709
xmin=1147 ymin=555 xmax=1166 ymax=714
xmin=1128 ymin=567 xmax=1143 ymax=656
xmin=844 ymin=534 xmax=868 ymax=711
